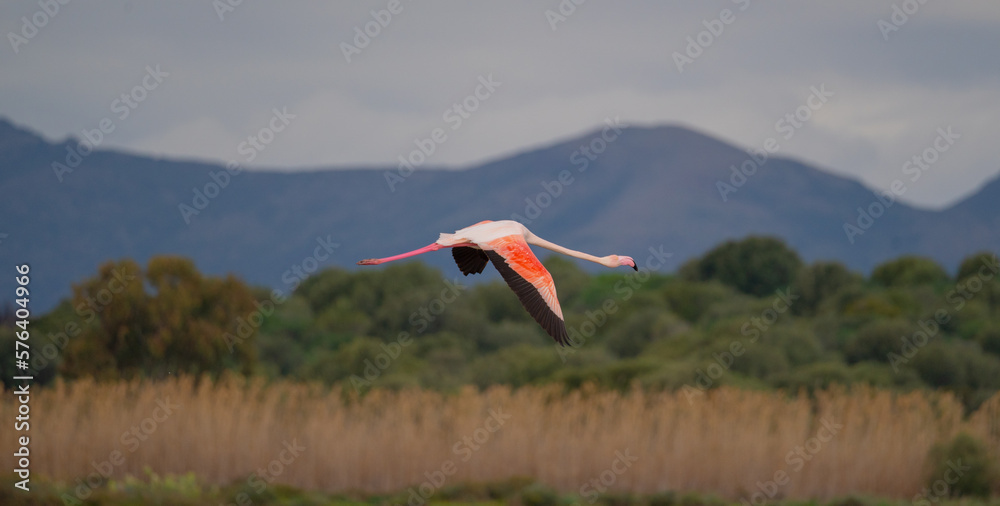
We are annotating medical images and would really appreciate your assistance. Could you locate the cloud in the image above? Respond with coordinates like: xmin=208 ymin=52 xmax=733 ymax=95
xmin=0 ymin=0 xmax=997 ymax=208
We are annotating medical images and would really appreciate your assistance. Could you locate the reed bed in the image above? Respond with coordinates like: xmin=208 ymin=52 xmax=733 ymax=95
xmin=1 ymin=377 xmax=996 ymax=500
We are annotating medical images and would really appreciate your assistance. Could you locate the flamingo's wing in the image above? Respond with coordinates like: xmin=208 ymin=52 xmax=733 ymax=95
xmin=484 ymin=236 xmax=568 ymax=345
xmin=452 ymin=246 xmax=489 ymax=276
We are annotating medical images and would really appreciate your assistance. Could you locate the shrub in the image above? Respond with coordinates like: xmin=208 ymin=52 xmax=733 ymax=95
xmin=770 ymin=327 xmax=824 ymax=367
xmin=597 ymin=491 xmax=639 ymax=505
xmin=662 ymin=281 xmax=734 ymax=323
xmin=871 ymin=256 xmax=949 ymax=288
xmin=845 ymin=320 xmax=913 ymax=364
xmin=469 ymin=344 xmax=560 ymax=388
xmin=954 ymin=344 xmax=1000 ymax=390
xmin=824 ymin=496 xmax=873 ymax=506
xmin=909 ymin=343 xmax=964 ymax=389
xmin=841 ymin=293 xmax=905 ymax=320
xmin=773 ymin=361 xmax=852 ymax=393
xmin=605 ymin=309 xmax=685 ymax=358
xmin=925 ymin=432 xmax=997 ymax=498
xmin=61 ymin=257 xmax=259 ymax=381
xmin=679 ymin=236 xmax=802 ymax=297
xmin=485 ymin=476 xmax=535 ymax=500
xmin=956 ymin=251 xmax=1000 ymax=282
xmin=849 ymin=361 xmax=921 ymax=389
xmin=520 ymin=482 xmax=559 ymax=506
xmin=647 ymin=491 xmax=677 ymax=506
xmin=792 ymin=261 xmax=862 ymax=316
xmin=977 ymin=325 xmax=1000 ymax=356
xmin=730 ymin=345 xmax=790 ymax=381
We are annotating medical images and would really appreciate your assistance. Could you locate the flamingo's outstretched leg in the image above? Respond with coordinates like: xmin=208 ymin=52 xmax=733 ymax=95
xmin=357 ymin=243 xmax=444 ymax=265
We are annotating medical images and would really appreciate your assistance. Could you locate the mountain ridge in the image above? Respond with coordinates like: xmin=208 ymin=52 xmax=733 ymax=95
xmin=1 ymin=118 xmax=996 ymax=312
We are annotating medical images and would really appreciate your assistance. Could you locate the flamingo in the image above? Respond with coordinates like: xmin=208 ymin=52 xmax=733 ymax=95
xmin=357 ymin=220 xmax=636 ymax=345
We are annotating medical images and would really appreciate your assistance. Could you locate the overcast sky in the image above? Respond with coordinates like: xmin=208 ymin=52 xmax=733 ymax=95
xmin=2 ymin=1 xmax=998 ymax=209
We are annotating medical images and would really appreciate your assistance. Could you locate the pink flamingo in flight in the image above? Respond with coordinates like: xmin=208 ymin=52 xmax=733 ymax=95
xmin=357 ymin=220 xmax=637 ymax=345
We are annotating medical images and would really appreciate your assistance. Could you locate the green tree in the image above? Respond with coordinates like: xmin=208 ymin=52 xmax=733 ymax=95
xmin=680 ymin=236 xmax=802 ymax=297
xmin=299 ymin=262 xmax=447 ymax=340
xmin=845 ymin=319 xmax=913 ymax=364
xmin=956 ymin=251 xmax=1000 ymax=281
xmin=956 ymin=251 xmax=1000 ymax=311
xmin=926 ymin=433 xmax=998 ymax=497
xmin=469 ymin=344 xmax=561 ymax=388
xmin=604 ymin=309 xmax=684 ymax=358
xmin=793 ymin=261 xmax=862 ymax=315
xmin=871 ymin=256 xmax=949 ymax=288
xmin=976 ymin=325 xmax=1000 ymax=356
xmin=662 ymin=280 xmax=735 ymax=323
xmin=909 ymin=343 xmax=963 ymax=388
xmin=60 ymin=257 xmax=258 ymax=380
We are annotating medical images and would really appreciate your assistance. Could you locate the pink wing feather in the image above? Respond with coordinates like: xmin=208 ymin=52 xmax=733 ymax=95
xmin=484 ymin=235 xmax=568 ymax=344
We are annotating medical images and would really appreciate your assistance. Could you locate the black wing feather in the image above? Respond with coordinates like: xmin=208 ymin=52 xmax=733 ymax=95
xmin=485 ymin=251 xmax=569 ymax=345
xmin=452 ymin=246 xmax=489 ymax=276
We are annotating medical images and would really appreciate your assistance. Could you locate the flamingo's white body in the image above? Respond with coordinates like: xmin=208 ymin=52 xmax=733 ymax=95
xmin=358 ymin=220 xmax=636 ymax=344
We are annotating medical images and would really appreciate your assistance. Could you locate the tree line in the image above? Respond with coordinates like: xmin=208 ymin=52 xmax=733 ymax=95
xmin=3 ymin=237 xmax=998 ymax=410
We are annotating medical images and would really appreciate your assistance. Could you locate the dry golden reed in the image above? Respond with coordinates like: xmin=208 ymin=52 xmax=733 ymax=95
xmin=1 ymin=377 xmax=997 ymax=500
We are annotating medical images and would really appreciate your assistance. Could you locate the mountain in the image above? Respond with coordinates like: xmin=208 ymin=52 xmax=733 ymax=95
xmin=1 ymin=118 xmax=996 ymax=312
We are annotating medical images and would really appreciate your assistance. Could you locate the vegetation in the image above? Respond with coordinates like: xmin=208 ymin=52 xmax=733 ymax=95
xmin=0 ymin=257 xmax=257 ymax=387
xmin=926 ymin=433 xmax=999 ymax=498
xmin=2 ymin=236 xmax=999 ymax=502
xmin=11 ymin=237 xmax=998 ymax=409
xmin=0 ymin=376 xmax=997 ymax=502
xmin=6 ymin=476 xmax=1000 ymax=506
xmin=679 ymin=236 xmax=803 ymax=297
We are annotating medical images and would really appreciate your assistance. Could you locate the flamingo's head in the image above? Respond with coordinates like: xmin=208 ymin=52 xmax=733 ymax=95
xmin=608 ymin=255 xmax=637 ymax=271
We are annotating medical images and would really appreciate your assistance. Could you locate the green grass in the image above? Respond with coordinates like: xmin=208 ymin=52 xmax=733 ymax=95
xmin=3 ymin=474 xmax=998 ymax=506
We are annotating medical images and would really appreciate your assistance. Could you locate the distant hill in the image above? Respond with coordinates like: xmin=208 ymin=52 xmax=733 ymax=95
xmin=1 ymin=118 xmax=996 ymax=311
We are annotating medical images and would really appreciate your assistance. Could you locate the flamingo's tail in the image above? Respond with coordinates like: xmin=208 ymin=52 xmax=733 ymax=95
xmin=436 ymin=233 xmax=464 ymax=246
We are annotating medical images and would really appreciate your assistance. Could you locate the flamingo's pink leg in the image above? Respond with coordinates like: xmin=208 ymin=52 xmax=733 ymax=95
xmin=357 ymin=242 xmax=477 ymax=265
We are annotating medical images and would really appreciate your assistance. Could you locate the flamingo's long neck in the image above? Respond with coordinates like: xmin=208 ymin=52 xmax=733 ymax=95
xmin=526 ymin=235 xmax=606 ymax=266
